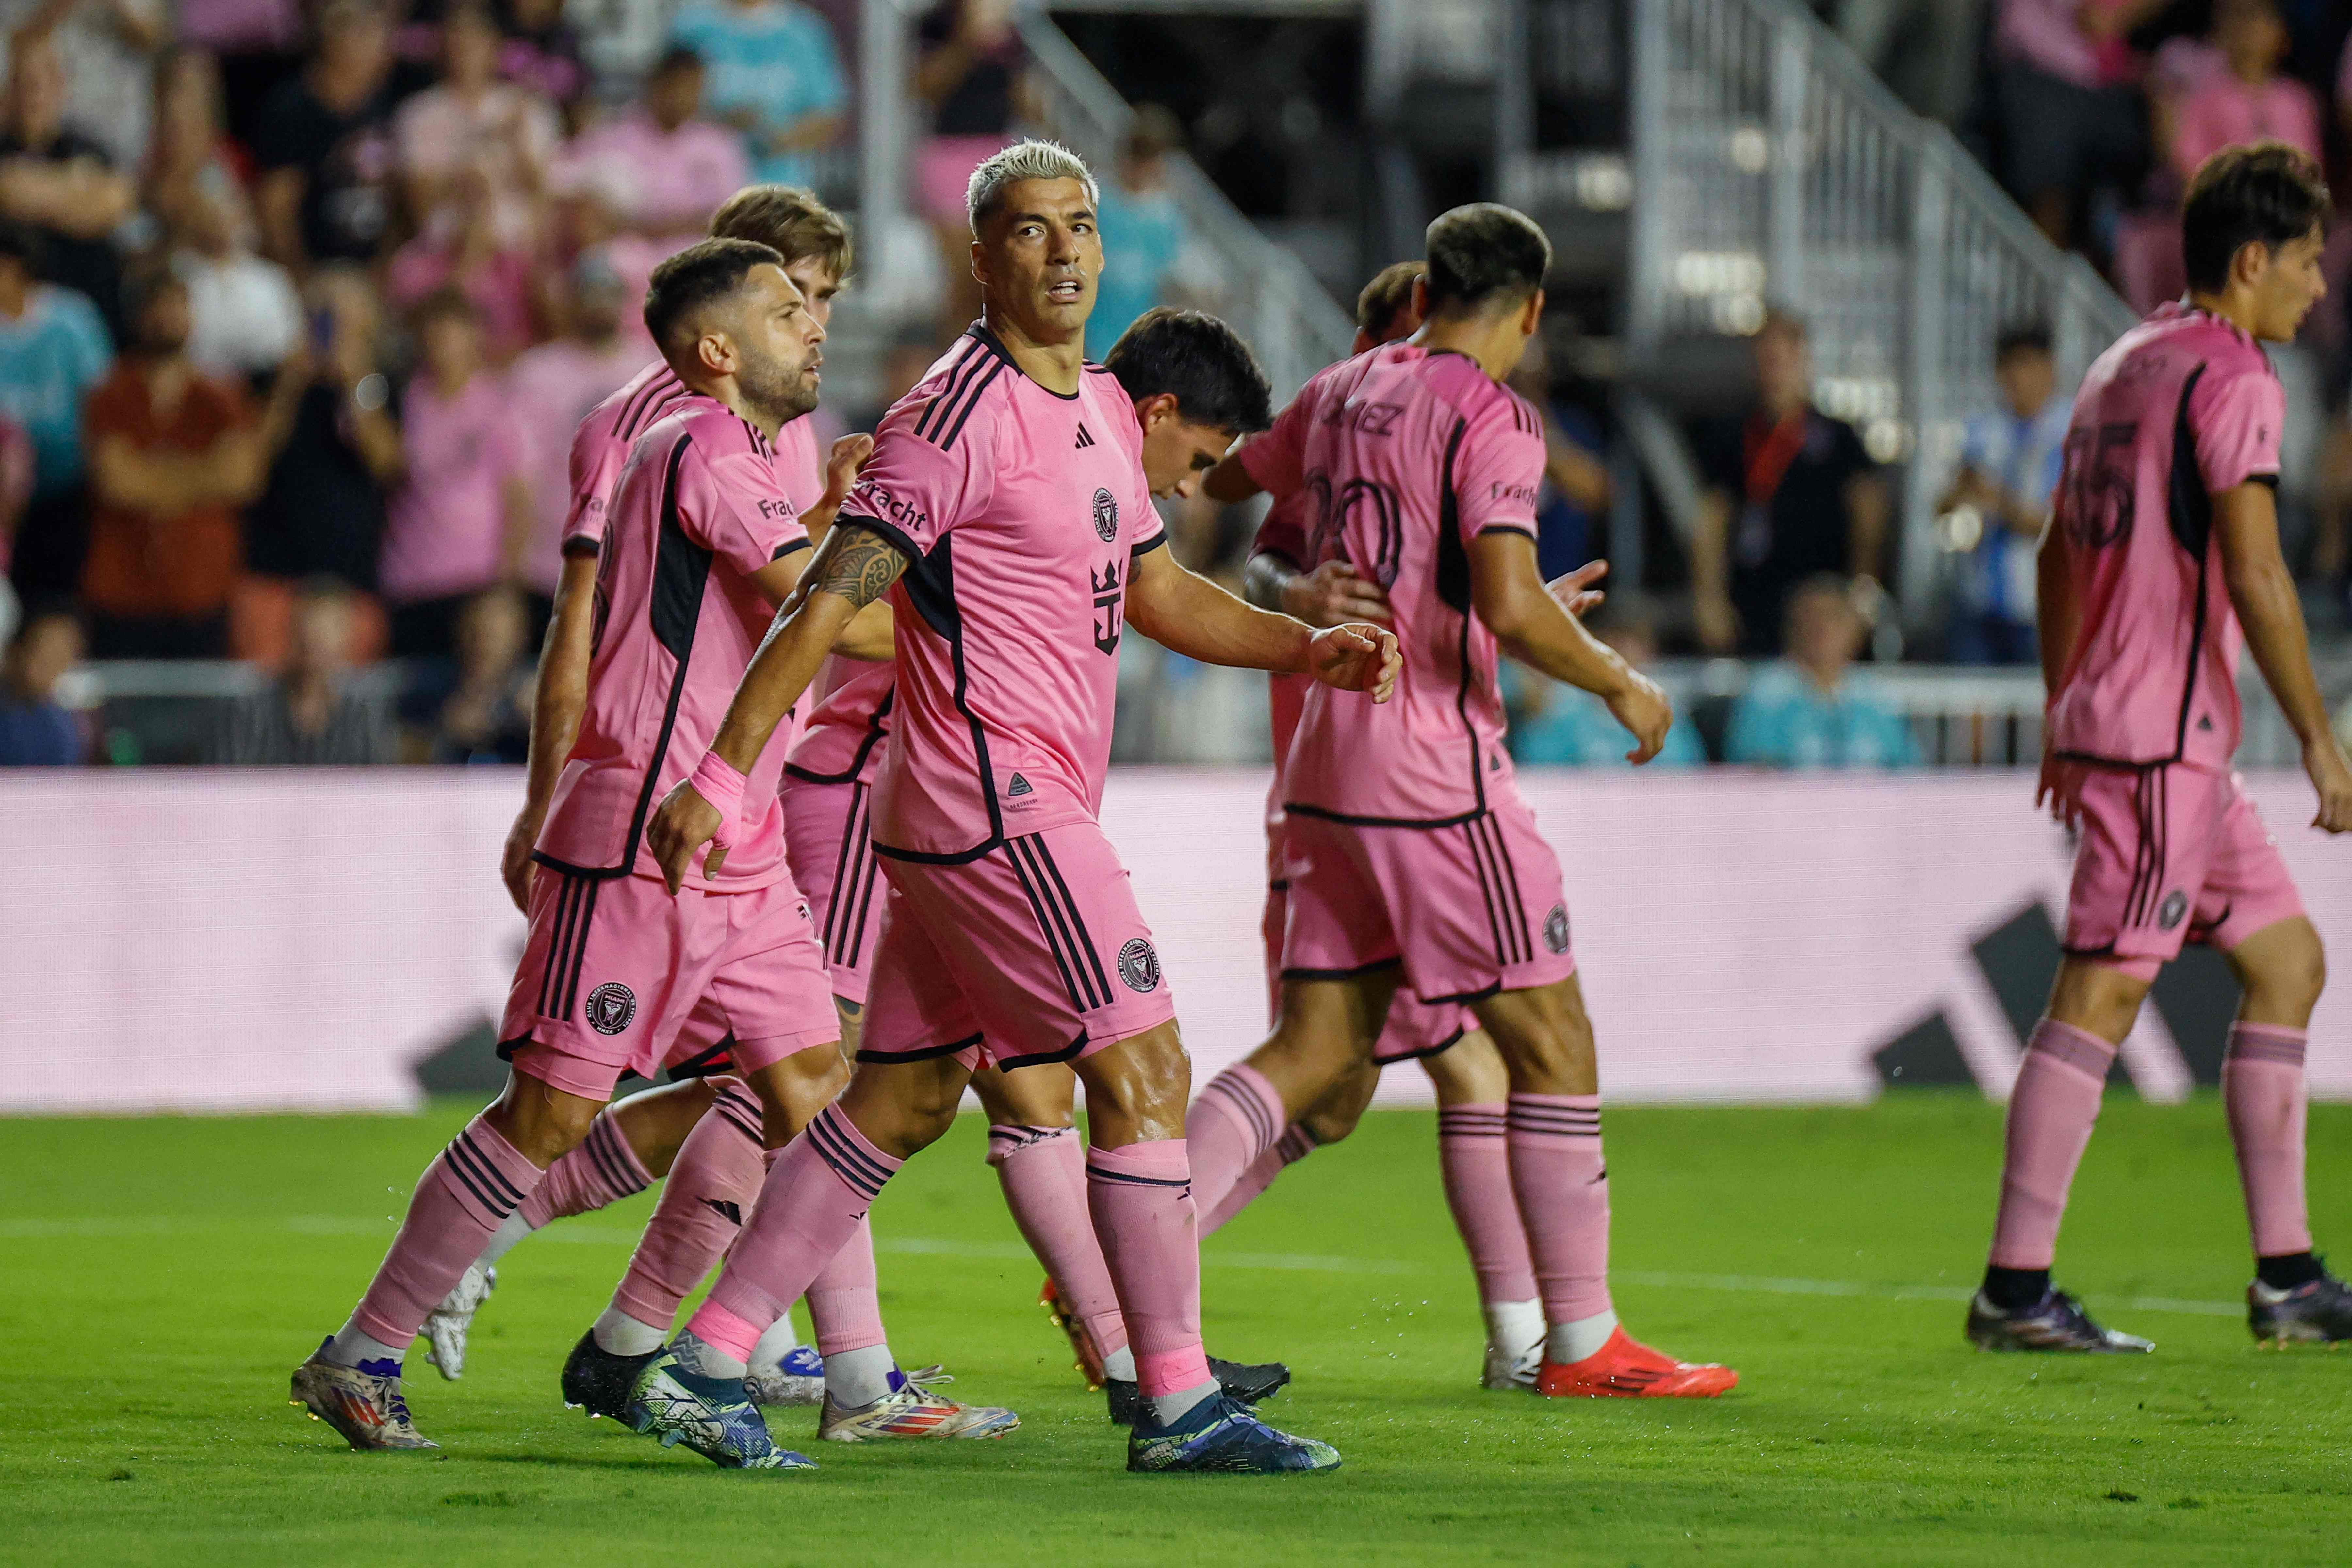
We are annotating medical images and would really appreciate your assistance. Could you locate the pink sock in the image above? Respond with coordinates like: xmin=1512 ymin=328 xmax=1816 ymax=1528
xmin=2224 ymin=1023 xmax=2313 ymax=1259
xmin=353 ymin=1114 xmax=544 ymax=1347
xmin=1988 ymin=1019 xmax=2116 ymax=1270
xmin=1438 ymin=1104 xmax=1539 ymax=1304
xmin=519 ymin=1105 xmax=653 ymax=1227
xmin=1185 ymin=1063 xmax=1285 ymax=1222
xmin=1086 ymin=1139 xmax=1209 ymax=1398
xmin=1505 ymin=1094 xmax=1612 ymax=1324
xmin=1200 ymin=1123 xmax=1317 ymax=1237
xmin=988 ymin=1124 xmax=1128 ymax=1356
xmin=693 ymin=1105 xmax=902 ymax=1363
xmin=610 ymin=1084 xmax=766 ymax=1330
xmin=805 ymin=1217 xmax=888 ymax=1356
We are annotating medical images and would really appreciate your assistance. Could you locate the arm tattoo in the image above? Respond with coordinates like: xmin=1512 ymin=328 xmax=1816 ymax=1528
xmin=1242 ymin=551 xmax=1297 ymax=613
xmin=814 ymin=522 xmax=911 ymax=609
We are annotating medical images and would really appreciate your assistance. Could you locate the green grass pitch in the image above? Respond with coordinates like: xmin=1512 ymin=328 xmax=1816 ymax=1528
xmin=6 ymin=1094 xmax=2349 ymax=1565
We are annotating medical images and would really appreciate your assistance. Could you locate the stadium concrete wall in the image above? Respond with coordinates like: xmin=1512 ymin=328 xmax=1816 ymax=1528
xmin=4 ymin=770 xmax=2347 ymax=1114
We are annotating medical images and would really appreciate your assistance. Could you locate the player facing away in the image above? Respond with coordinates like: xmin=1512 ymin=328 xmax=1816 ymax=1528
xmin=784 ymin=303 xmax=1291 ymax=1425
xmin=1188 ymin=203 xmax=1737 ymax=1400
xmin=426 ymin=187 xmax=872 ymax=1406
xmin=289 ymin=240 xmax=1012 ymax=1461
xmin=1217 ymin=256 xmax=1612 ymax=1393
xmin=1968 ymin=142 xmax=2352 ymax=1353
xmin=630 ymin=139 xmax=1398 ymax=1476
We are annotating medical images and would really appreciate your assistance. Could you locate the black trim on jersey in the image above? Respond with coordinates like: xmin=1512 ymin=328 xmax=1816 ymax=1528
xmin=562 ymin=536 xmax=601 ymax=558
xmin=1130 ymin=530 xmax=1168 ymax=560
xmin=1436 ymin=416 xmax=1487 ymax=814
xmin=1377 ymin=1025 xmax=1467 ymax=1065
xmin=971 ymin=321 xmax=1080 ymax=401
xmin=916 ymin=342 xmax=1004 ymax=449
xmin=2166 ymin=368 xmax=2215 ymax=762
xmin=784 ymin=686 xmax=897 ymax=785
xmin=1279 ymin=956 xmax=1404 ymax=982
xmin=620 ymin=370 xmax=685 ymax=442
xmin=666 ymin=1038 xmax=738 ymax=1079
xmin=913 ymin=340 xmax=985 ymax=441
xmin=1480 ymin=524 xmax=1538 ymax=542
xmin=772 ymin=538 xmax=812 ymax=561
xmin=858 ymin=1032 xmax=983 ymax=1065
xmin=734 ymin=415 xmax=774 ymax=460
xmin=997 ymin=1029 xmax=1091 ymax=1071
xmin=1283 ymin=801 xmax=1484 ymax=830
xmin=1421 ymin=980 xmax=1504 ymax=1006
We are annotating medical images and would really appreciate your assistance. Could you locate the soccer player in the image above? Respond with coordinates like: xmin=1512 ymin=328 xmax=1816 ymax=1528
xmin=1184 ymin=202 xmax=1738 ymax=1401
xmin=290 ymin=240 xmax=1014 ymax=1460
xmin=1968 ymin=142 xmax=2352 ymax=1353
xmin=628 ymin=139 xmax=1396 ymax=1475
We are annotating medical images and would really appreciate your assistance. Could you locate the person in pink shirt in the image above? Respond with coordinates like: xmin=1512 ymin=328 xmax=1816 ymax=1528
xmin=1970 ymin=143 xmax=2352 ymax=1356
xmin=1992 ymin=0 xmax=2166 ymax=247
xmin=553 ymin=47 xmax=749 ymax=238
xmin=2167 ymin=0 xmax=2321 ymax=183
xmin=637 ymin=140 xmax=1396 ymax=1474
xmin=394 ymin=1 xmax=561 ymax=248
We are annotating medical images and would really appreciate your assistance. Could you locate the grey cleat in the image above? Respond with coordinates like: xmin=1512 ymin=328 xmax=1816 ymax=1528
xmin=1966 ymin=1289 xmax=2153 ymax=1353
xmin=290 ymin=1342 xmax=439 ymax=1451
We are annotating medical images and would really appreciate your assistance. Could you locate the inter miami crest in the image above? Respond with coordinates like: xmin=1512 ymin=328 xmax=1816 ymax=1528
xmin=1542 ymin=904 xmax=1571 ymax=956
xmin=585 ymin=982 xmax=637 ymax=1036
xmin=1091 ymin=487 xmax=1119 ymax=542
xmin=1118 ymin=938 xmax=1161 ymax=993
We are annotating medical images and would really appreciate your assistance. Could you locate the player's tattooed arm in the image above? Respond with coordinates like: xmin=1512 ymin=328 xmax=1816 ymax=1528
xmin=1245 ymin=550 xmax=1395 ymax=627
xmin=810 ymin=522 xmax=911 ymax=609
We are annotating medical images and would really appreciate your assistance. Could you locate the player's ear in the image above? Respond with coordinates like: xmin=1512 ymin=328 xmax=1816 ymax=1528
xmin=1522 ymin=287 xmax=1545 ymax=336
xmin=696 ymin=328 xmax=734 ymax=378
xmin=1135 ymin=391 xmax=1178 ymax=433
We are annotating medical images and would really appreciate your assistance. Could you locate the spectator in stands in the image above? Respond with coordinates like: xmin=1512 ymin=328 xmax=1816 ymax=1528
xmin=80 ymin=269 xmax=290 ymax=657
xmin=1833 ymin=0 xmax=1984 ymax=128
xmin=501 ymin=250 xmax=647 ymax=597
xmin=386 ymin=166 xmax=539 ymax=359
xmin=167 ymin=178 xmax=302 ymax=382
xmin=0 ymin=404 xmax=31 ymax=599
xmin=0 ymin=0 xmax=169 ymax=171
xmin=1726 ymin=575 xmax=1919 ymax=768
xmin=497 ymin=0 xmax=587 ymax=111
xmin=1509 ymin=593 xmax=1704 ymax=768
xmin=246 ymin=265 xmax=399 ymax=594
xmin=0 ymin=598 xmax=81 ymax=763
xmin=553 ymin=46 xmax=748 ymax=238
xmin=177 ymin=0 xmax=303 ymax=149
xmin=429 ymin=581 xmax=531 ymax=761
xmin=395 ymin=1 xmax=559 ymax=248
xmin=668 ymin=0 xmax=845 ymax=189
xmin=251 ymin=0 xmax=400 ymax=278
xmin=210 ymin=575 xmax=395 ymax=763
xmin=1691 ymin=309 xmax=1886 ymax=657
xmin=2168 ymin=0 xmax=2321 ymax=181
xmin=0 ymin=218 xmax=109 ymax=606
xmin=916 ymin=0 xmax=1026 ymax=333
xmin=1088 ymin=105 xmax=1187 ymax=359
xmin=378 ymin=287 xmax=519 ymax=658
xmin=1990 ymin=0 xmax=2163 ymax=250
xmin=1938 ymin=322 xmax=2069 ymax=665
xmin=0 ymin=32 xmax=135 ymax=335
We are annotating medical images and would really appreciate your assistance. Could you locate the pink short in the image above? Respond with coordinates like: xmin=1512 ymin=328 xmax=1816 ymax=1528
xmin=1264 ymin=824 xmax=1470 ymax=1064
xmin=500 ymin=869 xmax=840 ymax=1102
xmin=858 ymin=821 xmax=1178 ymax=1072
xmin=2060 ymin=761 xmax=2305 ymax=980
xmin=1281 ymin=785 xmax=1577 ymax=1005
xmin=780 ymin=773 xmax=885 ymax=1007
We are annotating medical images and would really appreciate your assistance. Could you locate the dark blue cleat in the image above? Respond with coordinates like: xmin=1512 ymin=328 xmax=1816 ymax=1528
xmin=1125 ymin=1391 xmax=1339 ymax=1475
xmin=622 ymin=1350 xmax=816 ymax=1470
xmin=1966 ymin=1288 xmax=2153 ymax=1353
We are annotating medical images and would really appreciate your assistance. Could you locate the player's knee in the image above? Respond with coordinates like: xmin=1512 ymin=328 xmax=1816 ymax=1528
xmin=487 ymin=1071 xmax=605 ymax=1165
xmin=1077 ymin=1024 xmax=1191 ymax=1140
xmin=2239 ymin=920 xmax=2327 ymax=1017
xmin=1299 ymin=1061 xmax=1380 ymax=1144
xmin=1422 ymin=1030 xmax=1508 ymax=1105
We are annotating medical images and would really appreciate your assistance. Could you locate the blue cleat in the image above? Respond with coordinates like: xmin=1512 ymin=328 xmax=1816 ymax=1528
xmin=622 ymin=1350 xmax=816 ymax=1470
xmin=1125 ymin=1392 xmax=1340 ymax=1475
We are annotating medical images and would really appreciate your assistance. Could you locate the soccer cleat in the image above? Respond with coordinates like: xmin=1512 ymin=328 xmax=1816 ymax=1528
xmin=818 ymin=1374 xmax=1019 ymax=1442
xmin=1482 ymin=1337 xmax=1543 ymax=1392
xmin=421 ymin=1262 xmax=495 ymax=1381
xmin=560 ymin=1329 xmax=662 ymax=1420
xmin=2249 ymin=1270 xmax=2352 ymax=1346
xmin=1104 ymin=1356 xmax=1293 ymax=1426
xmin=1965 ymin=1288 xmax=2154 ymax=1354
xmin=1041 ymin=1276 xmax=1106 ymax=1388
xmin=1126 ymin=1391 xmax=1340 ymax=1475
xmin=744 ymin=1342 xmax=827 ymax=1407
xmin=622 ymin=1350 xmax=815 ymax=1469
xmin=1534 ymin=1327 xmax=1739 ymax=1398
xmin=289 ymin=1343 xmax=438 ymax=1451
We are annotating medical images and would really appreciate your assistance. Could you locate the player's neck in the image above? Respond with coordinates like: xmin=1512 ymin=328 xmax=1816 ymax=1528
xmin=1411 ymin=316 xmax=1515 ymax=382
xmin=2186 ymin=288 xmax=2262 ymax=340
xmin=682 ymin=368 xmax=783 ymax=441
xmin=981 ymin=309 xmax=1085 ymax=396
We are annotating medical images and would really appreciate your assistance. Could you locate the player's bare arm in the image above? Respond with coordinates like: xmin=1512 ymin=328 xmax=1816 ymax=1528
xmin=1125 ymin=541 xmax=1399 ymax=700
xmin=749 ymin=542 xmax=895 ymax=662
xmin=2213 ymin=480 xmax=2352 ymax=832
xmin=1243 ymin=550 xmax=1396 ymax=627
xmin=1204 ymin=450 xmax=1261 ymax=504
xmin=647 ymin=523 xmax=911 ymax=891
xmin=502 ymin=549 xmax=599 ymax=911
xmin=1469 ymin=530 xmax=1669 ymax=763
xmin=2032 ymin=514 xmax=2080 ymax=820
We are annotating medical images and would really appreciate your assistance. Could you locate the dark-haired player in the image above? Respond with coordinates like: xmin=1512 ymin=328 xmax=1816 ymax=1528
xmin=1969 ymin=141 xmax=2352 ymax=1353
xmin=1189 ymin=203 xmax=1737 ymax=1400
xmin=289 ymin=240 xmax=1012 ymax=1459
xmin=629 ymin=139 xmax=1395 ymax=1475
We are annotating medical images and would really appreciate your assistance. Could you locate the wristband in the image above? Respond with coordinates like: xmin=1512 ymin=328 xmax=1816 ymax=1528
xmin=687 ymin=750 xmax=750 ymax=849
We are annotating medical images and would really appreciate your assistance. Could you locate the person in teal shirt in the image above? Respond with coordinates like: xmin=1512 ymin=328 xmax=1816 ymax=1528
xmin=1087 ymin=107 xmax=1187 ymax=360
xmin=0 ymin=222 xmax=110 ymax=502
xmin=1726 ymin=574 xmax=1919 ymax=768
xmin=1508 ymin=594 xmax=1706 ymax=767
xmin=667 ymin=0 xmax=847 ymax=188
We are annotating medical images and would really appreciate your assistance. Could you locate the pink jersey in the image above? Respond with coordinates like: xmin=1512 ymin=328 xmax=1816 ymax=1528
xmin=1240 ymin=342 xmax=1545 ymax=825
xmin=534 ymin=399 xmax=810 ymax=891
xmin=1252 ymin=488 xmax=1315 ymax=771
xmin=506 ymin=336 xmax=659 ymax=593
xmin=838 ymin=326 xmax=1164 ymax=860
xmin=378 ymin=371 xmax=521 ymax=605
xmin=2047 ymin=302 xmax=2283 ymax=769
xmin=564 ymin=361 xmax=825 ymax=556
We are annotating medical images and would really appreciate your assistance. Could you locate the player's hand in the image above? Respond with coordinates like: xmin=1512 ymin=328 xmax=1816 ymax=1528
xmin=1306 ymin=622 xmax=1401 ymax=702
xmin=1545 ymin=558 xmax=1608 ymax=619
xmin=1605 ymin=669 xmax=1674 ymax=764
xmin=2304 ymin=736 xmax=2352 ymax=834
xmin=823 ymin=433 xmax=874 ymax=509
xmin=647 ymin=780 xmax=727 ymax=894
xmin=1283 ymin=560 xmax=1392 ymax=628
xmin=500 ymin=806 xmax=544 ymax=913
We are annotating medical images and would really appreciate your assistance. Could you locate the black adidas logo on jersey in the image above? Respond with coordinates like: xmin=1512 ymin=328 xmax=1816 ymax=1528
xmin=1074 ymin=423 xmax=1095 ymax=449
xmin=1007 ymin=773 xmax=1035 ymax=797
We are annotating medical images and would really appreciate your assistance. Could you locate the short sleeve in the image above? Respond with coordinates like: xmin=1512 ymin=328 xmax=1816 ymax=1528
xmin=1236 ymin=381 xmax=1317 ymax=499
xmin=837 ymin=402 xmax=995 ymax=561
xmin=2190 ymin=364 xmax=2285 ymax=493
xmin=563 ymin=416 xmax=621 ymax=552
xmin=680 ymin=439 xmax=808 ymax=578
xmin=1452 ymin=396 xmax=1546 ymax=541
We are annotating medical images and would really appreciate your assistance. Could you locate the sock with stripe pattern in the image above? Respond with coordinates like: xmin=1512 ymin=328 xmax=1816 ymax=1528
xmin=515 ymin=1105 xmax=652 ymax=1232
xmin=2223 ymin=1023 xmax=2313 ymax=1260
xmin=1438 ymin=1103 xmax=1541 ymax=1308
xmin=1200 ymin=1123 xmax=1319 ymax=1237
xmin=1504 ymin=1094 xmax=1613 ymax=1332
xmin=1085 ymin=1138 xmax=1209 ymax=1410
xmin=1184 ymin=1063 xmax=1286 ymax=1222
xmin=988 ymin=1123 xmax=1129 ymax=1361
xmin=1988 ymin=1019 xmax=2115 ymax=1271
xmin=610 ymin=1082 xmax=767 ymax=1334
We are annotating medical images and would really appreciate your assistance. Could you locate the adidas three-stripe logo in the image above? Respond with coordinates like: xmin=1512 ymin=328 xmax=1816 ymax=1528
xmin=1074 ymin=422 xmax=1095 ymax=449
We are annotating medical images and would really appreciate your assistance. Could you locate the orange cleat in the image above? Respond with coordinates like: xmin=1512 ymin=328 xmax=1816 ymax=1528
xmin=1040 ymin=1277 xmax=1106 ymax=1389
xmin=1533 ymin=1328 xmax=1738 ymax=1399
